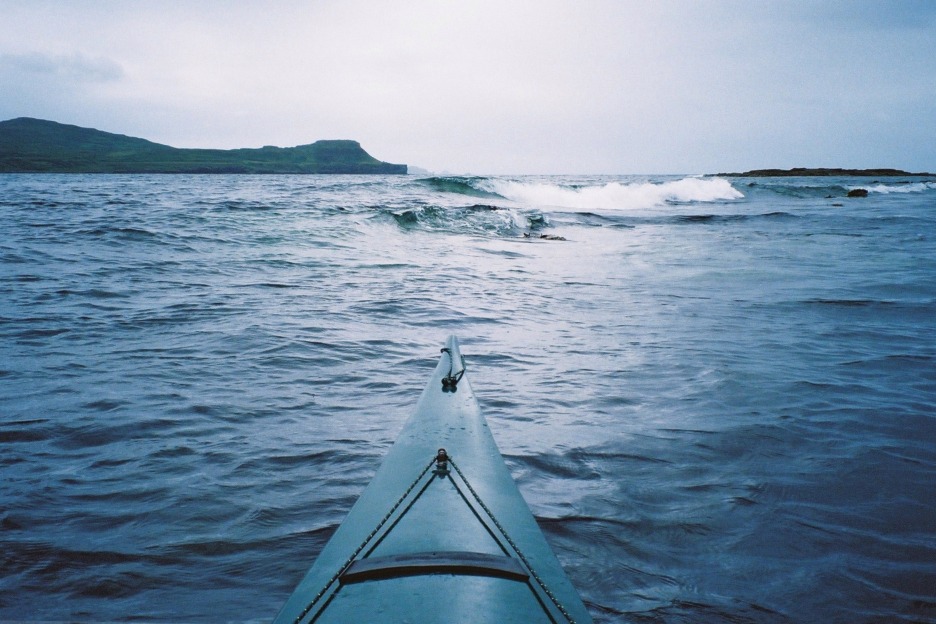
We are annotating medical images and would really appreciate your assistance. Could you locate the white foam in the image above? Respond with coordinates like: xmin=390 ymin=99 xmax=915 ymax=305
xmin=483 ymin=177 xmax=743 ymax=211
xmin=861 ymin=182 xmax=936 ymax=194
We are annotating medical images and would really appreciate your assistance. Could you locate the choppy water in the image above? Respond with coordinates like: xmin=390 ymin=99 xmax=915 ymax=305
xmin=1 ymin=173 xmax=934 ymax=623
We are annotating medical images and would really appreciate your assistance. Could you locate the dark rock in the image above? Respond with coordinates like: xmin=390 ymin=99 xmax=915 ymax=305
xmin=523 ymin=233 xmax=566 ymax=240
xmin=847 ymin=189 xmax=869 ymax=198
xmin=716 ymin=167 xmax=935 ymax=177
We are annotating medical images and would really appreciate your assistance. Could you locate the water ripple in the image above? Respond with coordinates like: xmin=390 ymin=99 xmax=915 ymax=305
xmin=0 ymin=174 xmax=933 ymax=622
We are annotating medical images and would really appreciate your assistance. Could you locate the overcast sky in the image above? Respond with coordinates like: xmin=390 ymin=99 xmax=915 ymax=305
xmin=1 ymin=0 xmax=934 ymax=174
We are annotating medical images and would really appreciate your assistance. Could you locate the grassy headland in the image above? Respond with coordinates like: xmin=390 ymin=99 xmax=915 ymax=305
xmin=0 ymin=118 xmax=407 ymax=174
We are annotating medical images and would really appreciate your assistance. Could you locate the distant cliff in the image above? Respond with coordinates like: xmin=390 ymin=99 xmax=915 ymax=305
xmin=0 ymin=118 xmax=407 ymax=174
xmin=717 ymin=167 xmax=934 ymax=177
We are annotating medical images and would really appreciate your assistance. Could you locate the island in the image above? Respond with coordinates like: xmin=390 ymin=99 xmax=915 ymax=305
xmin=0 ymin=117 xmax=407 ymax=174
xmin=716 ymin=167 xmax=934 ymax=177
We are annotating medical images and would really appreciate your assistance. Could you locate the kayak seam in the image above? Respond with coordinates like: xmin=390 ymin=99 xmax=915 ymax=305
xmin=292 ymin=455 xmax=438 ymax=624
xmin=449 ymin=456 xmax=578 ymax=624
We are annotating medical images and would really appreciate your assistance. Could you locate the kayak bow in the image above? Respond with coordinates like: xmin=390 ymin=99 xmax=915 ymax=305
xmin=273 ymin=336 xmax=593 ymax=624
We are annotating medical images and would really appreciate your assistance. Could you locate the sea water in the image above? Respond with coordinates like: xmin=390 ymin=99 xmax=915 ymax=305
xmin=1 ymin=173 xmax=934 ymax=623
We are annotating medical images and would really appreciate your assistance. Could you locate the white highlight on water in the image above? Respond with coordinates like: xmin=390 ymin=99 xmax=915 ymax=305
xmin=860 ymin=182 xmax=936 ymax=194
xmin=484 ymin=177 xmax=743 ymax=211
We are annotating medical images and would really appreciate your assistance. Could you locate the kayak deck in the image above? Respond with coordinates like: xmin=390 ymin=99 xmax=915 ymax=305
xmin=273 ymin=336 xmax=593 ymax=624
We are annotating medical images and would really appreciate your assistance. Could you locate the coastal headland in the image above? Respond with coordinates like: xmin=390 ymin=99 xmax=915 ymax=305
xmin=0 ymin=118 xmax=407 ymax=174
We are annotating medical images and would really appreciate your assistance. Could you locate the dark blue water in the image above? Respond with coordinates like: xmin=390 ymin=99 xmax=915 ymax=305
xmin=1 ymin=173 xmax=934 ymax=623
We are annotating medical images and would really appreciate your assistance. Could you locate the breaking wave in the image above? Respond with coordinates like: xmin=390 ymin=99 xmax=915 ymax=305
xmin=482 ymin=177 xmax=743 ymax=211
xmin=858 ymin=181 xmax=936 ymax=194
xmin=416 ymin=176 xmax=744 ymax=211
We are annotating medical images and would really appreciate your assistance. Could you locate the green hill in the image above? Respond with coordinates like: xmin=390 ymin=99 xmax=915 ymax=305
xmin=0 ymin=118 xmax=407 ymax=174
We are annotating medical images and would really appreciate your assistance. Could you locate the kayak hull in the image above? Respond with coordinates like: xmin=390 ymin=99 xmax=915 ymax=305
xmin=273 ymin=336 xmax=592 ymax=624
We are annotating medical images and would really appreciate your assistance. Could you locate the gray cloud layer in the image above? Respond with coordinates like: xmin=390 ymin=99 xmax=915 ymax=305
xmin=1 ymin=0 xmax=934 ymax=174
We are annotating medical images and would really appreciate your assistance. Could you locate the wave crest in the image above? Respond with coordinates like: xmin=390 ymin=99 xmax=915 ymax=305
xmin=859 ymin=181 xmax=936 ymax=194
xmin=483 ymin=177 xmax=743 ymax=211
xmin=417 ymin=176 xmax=504 ymax=199
xmin=388 ymin=204 xmax=534 ymax=237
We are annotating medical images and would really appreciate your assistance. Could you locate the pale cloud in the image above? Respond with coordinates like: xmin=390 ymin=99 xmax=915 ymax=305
xmin=0 ymin=50 xmax=125 ymax=121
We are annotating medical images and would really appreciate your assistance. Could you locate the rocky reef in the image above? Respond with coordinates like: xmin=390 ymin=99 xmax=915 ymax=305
xmin=716 ymin=167 xmax=933 ymax=177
